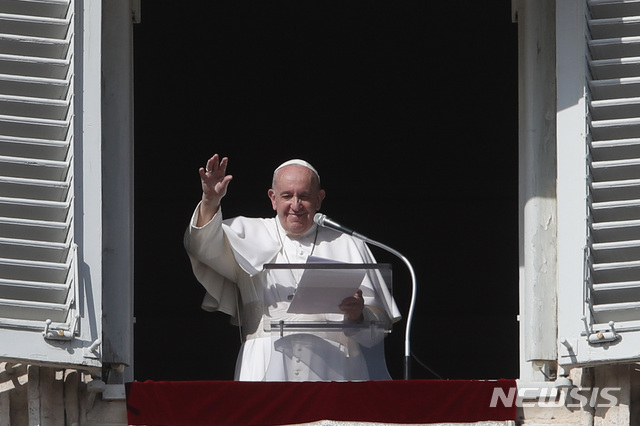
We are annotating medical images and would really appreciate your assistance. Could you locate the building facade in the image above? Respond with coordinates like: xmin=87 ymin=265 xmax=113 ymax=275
xmin=2 ymin=0 xmax=640 ymax=425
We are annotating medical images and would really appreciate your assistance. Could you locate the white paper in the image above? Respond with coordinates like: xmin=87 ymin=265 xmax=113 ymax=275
xmin=287 ymin=259 xmax=366 ymax=314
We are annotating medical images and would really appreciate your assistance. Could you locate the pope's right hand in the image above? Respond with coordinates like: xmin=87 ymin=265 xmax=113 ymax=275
xmin=197 ymin=154 xmax=232 ymax=225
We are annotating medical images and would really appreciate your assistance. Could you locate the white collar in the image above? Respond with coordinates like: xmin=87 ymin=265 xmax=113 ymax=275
xmin=274 ymin=216 xmax=318 ymax=242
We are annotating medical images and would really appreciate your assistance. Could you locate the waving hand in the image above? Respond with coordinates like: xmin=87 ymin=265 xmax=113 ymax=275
xmin=197 ymin=154 xmax=232 ymax=225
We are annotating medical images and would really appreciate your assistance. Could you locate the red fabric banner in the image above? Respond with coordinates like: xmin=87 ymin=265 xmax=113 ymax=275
xmin=126 ymin=379 xmax=517 ymax=426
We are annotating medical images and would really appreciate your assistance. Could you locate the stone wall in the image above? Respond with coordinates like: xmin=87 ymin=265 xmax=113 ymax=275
xmin=0 ymin=362 xmax=126 ymax=426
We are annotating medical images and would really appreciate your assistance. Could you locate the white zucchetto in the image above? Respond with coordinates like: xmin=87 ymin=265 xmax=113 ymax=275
xmin=273 ymin=159 xmax=320 ymax=184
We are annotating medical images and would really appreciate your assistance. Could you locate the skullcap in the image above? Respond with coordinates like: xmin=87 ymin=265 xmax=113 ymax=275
xmin=273 ymin=159 xmax=320 ymax=183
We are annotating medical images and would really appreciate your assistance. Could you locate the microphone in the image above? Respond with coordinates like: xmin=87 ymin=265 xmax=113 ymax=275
xmin=313 ymin=213 xmax=367 ymax=240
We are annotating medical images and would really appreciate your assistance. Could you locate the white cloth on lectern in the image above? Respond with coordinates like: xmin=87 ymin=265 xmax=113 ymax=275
xmin=184 ymin=203 xmax=401 ymax=381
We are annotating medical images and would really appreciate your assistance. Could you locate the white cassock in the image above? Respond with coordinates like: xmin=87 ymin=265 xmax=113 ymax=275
xmin=184 ymin=203 xmax=401 ymax=381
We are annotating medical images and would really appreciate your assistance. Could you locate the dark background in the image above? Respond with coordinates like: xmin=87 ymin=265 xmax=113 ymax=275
xmin=132 ymin=1 xmax=519 ymax=381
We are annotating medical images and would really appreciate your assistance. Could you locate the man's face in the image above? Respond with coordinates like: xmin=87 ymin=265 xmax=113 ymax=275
xmin=268 ymin=165 xmax=325 ymax=235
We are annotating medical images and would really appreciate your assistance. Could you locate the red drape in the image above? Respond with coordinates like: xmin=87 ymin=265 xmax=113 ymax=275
xmin=126 ymin=379 xmax=517 ymax=426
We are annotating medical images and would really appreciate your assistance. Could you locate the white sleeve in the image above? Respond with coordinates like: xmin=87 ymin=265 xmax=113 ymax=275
xmin=184 ymin=203 xmax=240 ymax=318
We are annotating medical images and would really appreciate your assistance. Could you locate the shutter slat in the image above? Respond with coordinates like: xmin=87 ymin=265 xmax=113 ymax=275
xmin=591 ymin=96 xmax=640 ymax=120
xmin=0 ymin=134 xmax=70 ymax=160
xmin=0 ymin=175 xmax=70 ymax=201
xmin=589 ymin=76 xmax=640 ymax=99
xmin=593 ymin=280 xmax=640 ymax=304
xmin=593 ymin=301 xmax=640 ymax=323
xmin=593 ymin=238 xmax=640 ymax=262
xmin=0 ymin=197 xmax=70 ymax=222
xmin=589 ymin=0 xmax=640 ymax=20
xmin=0 ymin=297 xmax=70 ymax=322
xmin=593 ymin=218 xmax=640 ymax=242
xmin=0 ymin=154 xmax=70 ymax=180
xmin=0 ymin=0 xmax=70 ymax=19
xmin=0 ymin=114 xmax=69 ymax=139
xmin=592 ymin=178 xmax=640 ymax=202
xmin=0 ymin=256 xmax=70 ymax=283
xmin=591 ymin=116 xmax=640 ymax=139
xmin=0 ymin=216 xmax=70 ymax=242
xmin=0 ymin=53 xmax=70 ymax=79
xmin=592 ymin=259 xmax=640 ymax=272
xmin=592 ymin=138 xmax=640 ymax=160
xmin=589 ymin=36 xmax=640 ymax=60
xmin=0 ymin=94 xmax=70 ymax=120
xmin=0 ymin=277 xmax=68 ymax=304
xmin=589 ymin=16 xmax=640 ymax=39
xmin=590 ymin=56 xmax=640 ymax=79
xmin=592 ymin=198 xmax=640 ymax=222
xmin=0 ymin=13 xmax=71 ymax=39
xmin=0 ymin=237 xmax=70 ymax=263
xmin=591 ymin=157 xmax=640 ymax=181
xmin=0 ymin=31 xmax=70 ymax=59
xmin=0 ymin=73 xmax=70 ymax=99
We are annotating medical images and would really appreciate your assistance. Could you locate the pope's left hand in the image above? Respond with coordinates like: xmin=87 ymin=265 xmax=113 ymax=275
xmin=340 ymin=289 xmax=364 ymax=322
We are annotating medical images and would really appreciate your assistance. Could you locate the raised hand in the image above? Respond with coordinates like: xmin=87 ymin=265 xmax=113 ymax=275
xmin=197 ymin=154 xmax=233 ymax=225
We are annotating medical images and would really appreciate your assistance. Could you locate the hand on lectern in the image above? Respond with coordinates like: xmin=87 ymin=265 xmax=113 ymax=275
xmin=340 ymin=289 xmax=364 ymax=322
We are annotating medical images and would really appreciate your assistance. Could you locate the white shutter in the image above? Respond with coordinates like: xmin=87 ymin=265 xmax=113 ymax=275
xmin=0 ymin=0 xmax=101 ymax=368
xmin=558 ymin=0 xmax=640 ymax=367
xmin=588 ymin=0 xmax=640 ymax=328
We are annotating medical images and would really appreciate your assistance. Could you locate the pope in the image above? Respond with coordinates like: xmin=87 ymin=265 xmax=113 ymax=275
xmin=184 ymin=154 xmax=400 ymax=381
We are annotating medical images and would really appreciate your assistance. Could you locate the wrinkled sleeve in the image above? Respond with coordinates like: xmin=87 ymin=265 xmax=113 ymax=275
xmin=184 ymin=204 xmax=240 ymax=320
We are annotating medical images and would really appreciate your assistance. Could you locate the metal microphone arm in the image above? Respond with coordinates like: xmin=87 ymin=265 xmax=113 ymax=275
xmin=358 ymin=234 xmax=417 ymax=381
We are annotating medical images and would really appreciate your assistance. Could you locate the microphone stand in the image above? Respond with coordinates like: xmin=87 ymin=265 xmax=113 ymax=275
xmin=354 ymin=232 xmax=417 ymax=380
